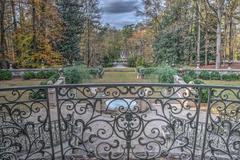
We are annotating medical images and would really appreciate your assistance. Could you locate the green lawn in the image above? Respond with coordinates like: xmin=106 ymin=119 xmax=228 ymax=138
xmin=0 ymin=78 xmax=43 ymax=88
xmin=203 ymin=80 xmax=240 ymax=86
xmin=89 ymin=72 xmax=150 ymax=83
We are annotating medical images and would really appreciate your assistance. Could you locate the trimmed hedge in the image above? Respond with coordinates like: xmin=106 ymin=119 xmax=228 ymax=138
xmin=22 ymin=71 xmax=36 ymax=80
xmin=199 ymin=71 xmax=211 ymax=80
xmin=0 ymin=69 xmax=12 ymax=80
xmin=222 ymin=73 xmax=239 ymax=81
xmin=22 ymin=70 xmax=57 ymax=80
xmin=210 ymin=71 xmax=221 ymax=80
xmin=183 ymin=70 xmax=198 ymax=83
xmin=137 ymin=67 xmax=157 ymax=78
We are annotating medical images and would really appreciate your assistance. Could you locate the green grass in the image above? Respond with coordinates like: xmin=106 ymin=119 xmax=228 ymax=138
xmin=0 ymin=78 xmax=43 ymax=88
xmin=203 ymin=80 xmax=240 ymax=87
xmin=89 ymin=72 xmax=150 ymax=83
xmin=104 ymin=67 xmax=136 ymax=72
xmin=203 ymin=80 xmax=240 ymax=101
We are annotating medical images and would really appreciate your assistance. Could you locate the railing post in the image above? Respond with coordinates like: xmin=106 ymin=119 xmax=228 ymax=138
xmin=46 ymin=87 xmax=56 ymax=160
xmin=200 ymin=88 xmax=212 ymax=160
xmin=192 ymin=87 xmax=201 ymax=159
xmin=47 ymin=81 xmax=57 ymax=108
xmin=55 ymin=86 xmax=65 ymax=159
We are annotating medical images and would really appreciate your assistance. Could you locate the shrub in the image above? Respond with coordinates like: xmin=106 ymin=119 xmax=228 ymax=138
xmin=183 ymin=70 xmax=197 ymax=83
xmin=35 ymin=70 xmax=57 ymax=79
xmin=103 ymin=62 xmax=113 ymax=67
xmin=192 ymin=79 xmax=208 ymax=103
xmin=136 ymin=57 xmax=146 ymax=67
xmin=29 ymin=88 xmax=47 ymax=100
xmin=152 ymin=66 xmax=177 ymax=83
xmin=22 ymin=71 xmax=36 ymax=80
xmin=0 ymin=69 xmax=12 ymax=80
xmin=199 ymin=71 xmax=211 ymax=80
xmin=88 ymin=68 xmax=98 ymax=77
xmin=128 ymin=55 xmax=137 ymax=67
xmin=102 ymin=55 xmax=113 ymax=67
xmin=210 ymin=71 xmax=221 ymax=80
xmin=88 ymin=67 xmax=104 ymax=78
xmin=64 ymin=65 xmax=91 ymax=84
xmin=35 ymin=71 xmax=46 ymax=79
xmin=183 ymin=75 xmax=195 ymax=83
xmin=45 ymin=70 xmax=58 ymax=78
xmin=136 ymin=66 xmax=144 ymax=73
xmin=222 ymin=73 xmax=238 ymax=81
xmin=187 ymin=70 xmax=197 ymax=79
xmin=137 ymin=67 xmax=156 ymax=78
xmin=48 ymin=73 xmax=60 ymax=83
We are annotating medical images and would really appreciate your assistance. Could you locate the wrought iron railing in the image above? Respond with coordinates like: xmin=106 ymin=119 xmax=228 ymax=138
xmin=0 ymin=83 xmax=240 ymax=160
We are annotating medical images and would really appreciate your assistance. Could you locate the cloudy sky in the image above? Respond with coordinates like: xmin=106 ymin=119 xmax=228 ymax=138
xmin=100 ymin=0 xmax=144 ymax=29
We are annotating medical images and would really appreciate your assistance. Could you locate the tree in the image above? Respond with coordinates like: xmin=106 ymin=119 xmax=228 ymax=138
xmin=81 ymin=0 xmax=101 ymax=67
xmin=153 ymin=0 xmax=197 ymax=65
xmin=57 ymin=0 xmax=85 ymax=65
xmin=0 ymin=0 xmax=7 ymax=68
xmin=206 ymin=0 xmax=226 ymax=69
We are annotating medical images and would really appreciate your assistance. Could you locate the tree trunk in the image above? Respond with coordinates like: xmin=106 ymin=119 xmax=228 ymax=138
xmin=87 ymin=18 xmax=91 ymax=67
xmin=0 ymin=0 xmax=6 ymax=60
xmin=204 ymin=29 xmax=209 ymax=66
xmin=196 ymin=0 xmax=201 ymax=68
xmin=11 ymin=0 xmax=20 ymax=59
xmin=32 ymin=0 xmax=37 ymax=51
xmin=223 ymin=14 xmax=228 ymax=66
xmin=18 ymin=0 xmax=24 ymax=27
xmin=215 ymin=2 xmax=222 ymax=69
xmin=229 ymin=16 xmax=233 ymax=63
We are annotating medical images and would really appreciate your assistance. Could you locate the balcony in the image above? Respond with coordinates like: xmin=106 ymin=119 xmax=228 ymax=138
xmin=0 ymin=83 xmax=240 ymax=160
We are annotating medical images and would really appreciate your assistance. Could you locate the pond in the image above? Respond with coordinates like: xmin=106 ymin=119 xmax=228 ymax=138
xmin=105 ymin=99 xmax=137 ymax=110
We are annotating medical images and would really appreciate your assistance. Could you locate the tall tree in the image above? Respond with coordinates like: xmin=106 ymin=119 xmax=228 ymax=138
xmin=0 ymin=0 xmax=6 ymax=67
xmin=57 ymin=0 xmax=85 ymax=65
xmin=196 ymin=0 xmax=201 ymax=68
xmin=206 ymin=0 xmax=226 ymax=69
xmin=81 ymin=0 xmax=100 ymax=67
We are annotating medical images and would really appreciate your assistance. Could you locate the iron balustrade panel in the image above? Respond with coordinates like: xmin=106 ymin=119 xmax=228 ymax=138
xmin=0 ymin=86 xmax=55 ymax=160
xmin=201 ymin=87 xmax=240 ymax=160
xmin=0 ymin=84 xmax=240 ymax=160
xmin=55 ymin=84 xmax=201 ymax=160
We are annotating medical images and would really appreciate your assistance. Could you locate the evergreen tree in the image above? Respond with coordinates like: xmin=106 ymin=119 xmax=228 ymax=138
xmin=57 ymin=0 xmax=85 ymax=65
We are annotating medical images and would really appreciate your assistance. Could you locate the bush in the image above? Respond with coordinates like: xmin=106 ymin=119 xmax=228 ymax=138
xmin=29 ymin=88 xmax=47 ymax=100
xmin=222 ymin=73 xmax=238 ymax=81
xmin=152 ymin=66 xmax=177 ymax=83
xmin=22 ymin=71 xmax=36 ymax=80
xmin=64 ymin=65 xmax=91 ymax=84
xmin=128 ymin=55 xmax=137 ymax=67
xmin=210 ymin=71 xmax=221 ymax=80
xmin=88 ymin=67 xmax=104 ymax=78
xmin=35 ymin=71 xmax=45 ymax=79
xmin=199 ymin=71 xmax=211 ymax=80
xmin=183 ymin=75 xmax=195 ymax=83
xmin=102 ymin=55 xmax=113 ymax=67
xmin=103 ymin=62 xmax=113 ymax=67
xmin=0 ymin=69 xmax=12 ymax=80
xmin=183 ymin=70 xmax=197 ymax=83
xmin=136 ymin=57 xmax=146 ymax=67
xmin=47 ymin=73 xmax=60 ymax=83
xmin=192 ymin=79 xmax=208 ymax=103
xmin=137 ymin=67 xmax=157 ymax=78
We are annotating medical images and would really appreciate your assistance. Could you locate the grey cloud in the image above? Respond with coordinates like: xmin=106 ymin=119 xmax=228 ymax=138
xmin=103 ymin=0 xmax=139 ymax=14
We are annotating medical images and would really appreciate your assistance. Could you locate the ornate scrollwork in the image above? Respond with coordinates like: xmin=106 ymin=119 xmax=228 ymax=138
xmin=1 ymin=84 xmax=239 ymax=159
